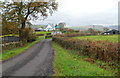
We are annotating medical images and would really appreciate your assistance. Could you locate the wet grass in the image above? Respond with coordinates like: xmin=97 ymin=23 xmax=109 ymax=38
xmin=52 ymin=42 xmax=116 ymax=76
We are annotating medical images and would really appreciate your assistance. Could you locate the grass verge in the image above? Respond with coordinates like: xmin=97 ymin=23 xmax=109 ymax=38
xmin=0 ymin=36 xmax=44 ymax=61
xmin=52 ymin=42 xmax=116 ymax=76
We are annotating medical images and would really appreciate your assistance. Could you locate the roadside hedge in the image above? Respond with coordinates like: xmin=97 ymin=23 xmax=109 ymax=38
xmin=52 ymin=36 xmax=119 ymax=63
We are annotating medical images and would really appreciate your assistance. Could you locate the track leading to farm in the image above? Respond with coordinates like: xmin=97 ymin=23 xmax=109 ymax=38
xmin=2 ymin=39 xmax=54 ymax=76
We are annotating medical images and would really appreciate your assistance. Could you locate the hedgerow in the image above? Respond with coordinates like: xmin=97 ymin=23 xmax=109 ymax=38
xmin=52 ymin=36 xmax=119 ymax=64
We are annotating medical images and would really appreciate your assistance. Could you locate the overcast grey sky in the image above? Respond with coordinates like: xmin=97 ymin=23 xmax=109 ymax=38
xmin=31 ymin=0 xmax=119 ymax=26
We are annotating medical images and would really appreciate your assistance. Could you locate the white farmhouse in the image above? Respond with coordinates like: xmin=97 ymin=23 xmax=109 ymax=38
xmin=44 ymin=24 xmax=54 ymax=31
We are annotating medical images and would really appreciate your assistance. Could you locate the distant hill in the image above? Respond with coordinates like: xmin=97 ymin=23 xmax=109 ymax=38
xmin=67 ymin=25 xmax=105 ymax=31
xmin=32 ymin=25 xmax=46 ymax=29
xmin=67 ymin=25 xmax=119 ymax=31
xmin=107 ymin=25 xmax=118 ymax=30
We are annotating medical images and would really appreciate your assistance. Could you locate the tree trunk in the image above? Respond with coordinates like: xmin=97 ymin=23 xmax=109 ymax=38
xmin=21 ymin=22 xmax=26 ymax=29
xmin=19 ymin=21 xmax=26 ymax=41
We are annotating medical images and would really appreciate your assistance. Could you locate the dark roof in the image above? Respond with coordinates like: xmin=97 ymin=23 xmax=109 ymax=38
xmin=104 ymin=29 xmax=119 ymax=33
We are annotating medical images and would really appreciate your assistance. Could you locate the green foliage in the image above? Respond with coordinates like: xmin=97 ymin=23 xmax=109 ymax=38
xmin=52 ymin=42 xmax=115 ymax=76
xmin=27 ymin=31 xmax=36 ymax=42
xmin=1 ymin=0 xmax=58 ymax=29
xmin=2 ymin=11 xmax=19 ymax=35
xmin=2 ymin=21 xmax=19 ymax=35
xmin=20 ymin=28 xmax=36 ymax=42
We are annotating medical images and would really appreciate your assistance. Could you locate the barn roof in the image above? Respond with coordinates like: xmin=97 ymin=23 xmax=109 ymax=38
xmin=104 ymin=29 xmax=119 ymax=33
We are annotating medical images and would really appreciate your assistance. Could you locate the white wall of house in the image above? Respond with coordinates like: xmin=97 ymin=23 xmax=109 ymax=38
xmin=38 ymin=28 xmax=43 ymax=30
xmin=44 ymin=25 xmax=54 ymax=31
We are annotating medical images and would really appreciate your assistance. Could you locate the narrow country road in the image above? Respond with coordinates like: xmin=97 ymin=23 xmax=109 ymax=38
xmin=2 ymin=39 xmax=54 ymax=76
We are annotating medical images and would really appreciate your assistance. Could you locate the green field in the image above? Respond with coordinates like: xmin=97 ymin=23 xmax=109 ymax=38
xmin=73 ymin=35 xmax=119 ymax=43
xmin=0 ymin=36 xmax=44 ymax=61
xmin=35 ymin=31 xmax=51 ymax=35
xmin=52 ymin=42 xmax=116 ymax=76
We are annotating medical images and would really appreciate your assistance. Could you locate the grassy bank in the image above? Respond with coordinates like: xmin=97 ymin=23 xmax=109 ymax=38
xmin=0 ymin=36 xmax=44 ymax=61
xmin=52 ymin=42 xmax=116 ymax=76
xmin=72 ymin=35 xmax=118 ymax=43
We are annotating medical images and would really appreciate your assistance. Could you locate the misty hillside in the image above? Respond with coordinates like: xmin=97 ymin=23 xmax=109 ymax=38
xmin=67 ymin=25 xmax=105 ymax=31
xmin=67 ymin=25 xmax=119 ymax=31
xmin=31 ymin=25 xmax=46 ymax=29
xmin=108 ymin=25 xmax=118 ymax=30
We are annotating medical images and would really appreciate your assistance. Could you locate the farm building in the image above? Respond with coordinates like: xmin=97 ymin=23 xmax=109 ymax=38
xmin=103 ymin=29 xmax=119 ymax=35
xmin=34 ymin=24 xmax=55 ymax=32
xmin=35 ymin=28 xmax=45 ymax=32
xmin=51 ymin=25 xmax=62 ymax=35
xmin=51 ymin=31 xmax=62 ymax=35
xmin=55 ymin=25 xmax=60 ymax=30
xmin=43 ymin=25 xmax=54 ymax=31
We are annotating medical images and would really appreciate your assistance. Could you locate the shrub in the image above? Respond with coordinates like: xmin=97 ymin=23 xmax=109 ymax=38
xmin=19 ymin=28 xmax=36 ymax=42
xmin=27 ymin=33 xmax=36 ymax=42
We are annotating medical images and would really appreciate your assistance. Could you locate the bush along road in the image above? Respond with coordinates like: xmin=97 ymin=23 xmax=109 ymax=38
xmin=2 ymin=39 xmax=54 ymax=76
